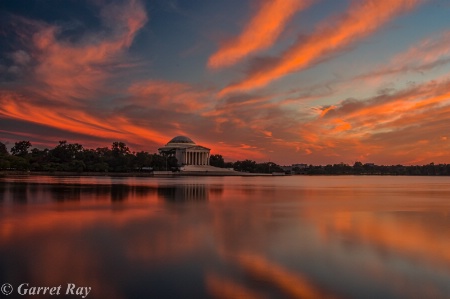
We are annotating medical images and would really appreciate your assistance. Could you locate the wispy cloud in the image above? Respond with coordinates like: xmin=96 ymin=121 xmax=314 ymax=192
xmin=291 ymin=78 xmax=450 ymax=164
xmin=2 ymin=0 xmax=448 ymax=165
xmin=5 ymin=0 xmax=147 ymax=104
xmin=208 ymin=0 xmax=313 ymax=69
xmin=0 ymin=90 xmax=169 ymax=146
xmin=220 ymin=0 xmax=424 ymax=95
xmin=357 ymin=30 xmax=450 ymax=80
xmin=128 ymin=80 xmax=212 ymax=112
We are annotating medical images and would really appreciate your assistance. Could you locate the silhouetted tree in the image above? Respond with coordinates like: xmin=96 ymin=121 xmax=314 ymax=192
xmin=111 ymin=142 xmax=130 ymax=157
xmin=50 ymin=141 xmax=84 ymax=163
xmin=209 ymin=154 xmax=225 ymax=168
xmin=29 ymin=148 xmax=50 ymax=171
xmin=134 ymin=151 xmax=153 ymax=171
xmin=233 ymin=160 xmax=257 ymax=172
xmin=109 ymin=142 xmax=133 ymax=172
xmin=353 ymin=161 xmax=363 ymax=174
xmin=11 ymin=141 xmax=32 ymax=157
xmin=3 ymin=139 xmax=450 ymax=176
xmin=0 ymin=142 xmax=8 ymax=155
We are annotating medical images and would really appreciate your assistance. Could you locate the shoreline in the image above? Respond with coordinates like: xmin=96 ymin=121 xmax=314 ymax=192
xmin=0 ymin=170 xmax=276 ymax=177
xmin=0 ymin=171 xmax=447 ymax=177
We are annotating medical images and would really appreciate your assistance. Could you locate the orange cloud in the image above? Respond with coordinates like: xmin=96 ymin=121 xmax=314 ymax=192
xmin=319 ymin=105 xmax=336 ymax=117
xmin=290 ymin=79 xmax=450 ymax=164
xmin=208 ymin=0 xmax=312 ymax=69
xmin=220 ymin=0 xmax=423 ymax=95
xmin=128 ymin=80 xmax=212 ymax=112
xmin=391 ymin=30 xmax=450 ymax=69
xmin=0 ymin=91 xmax=168 ymax=147
xmin=27 ymin=0 xmax=147 ymax=103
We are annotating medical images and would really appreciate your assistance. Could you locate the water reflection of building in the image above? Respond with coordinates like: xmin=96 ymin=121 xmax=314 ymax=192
xmin=157 ymin=185 xmax=209 ymax=202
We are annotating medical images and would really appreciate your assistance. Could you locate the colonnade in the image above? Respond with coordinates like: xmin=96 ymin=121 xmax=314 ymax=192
xmin=184 ymin=151 xmax=209 ymax=165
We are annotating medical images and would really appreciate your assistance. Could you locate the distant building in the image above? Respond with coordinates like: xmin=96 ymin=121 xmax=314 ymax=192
xmin=281 ymin=163 xmax=308 ymax=174
xmin=292 ymin=163 xmax=308 ymax=169
xmin=158 ymin=136 xmax=210 ymax=166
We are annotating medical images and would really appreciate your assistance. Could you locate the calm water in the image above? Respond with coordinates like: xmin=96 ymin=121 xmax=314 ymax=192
xmin=0 ymin=175 xmax=449 ymax=299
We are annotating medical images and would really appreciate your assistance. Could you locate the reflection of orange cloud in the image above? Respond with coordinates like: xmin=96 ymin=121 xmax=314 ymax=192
xmin=208 ymin=0 xmax=312 ymax=69
xmin=220 ymin=0 xmax=422 ymax=95
xmin=235 ymin=253 xmax=339 ymax=299
xmin=206 ymin=273 xmax=266 ymax=299
xmin=0 ymin=206 xmax=156 ymax=242
xmin=0 ymin=199 xmax=205 ymax=299
xmin=318 ymin=211 xmax=450 ymax=269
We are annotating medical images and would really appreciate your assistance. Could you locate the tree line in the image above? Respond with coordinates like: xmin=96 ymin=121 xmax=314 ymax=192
xmin=209 ymin=154 xmax=285 ymax=173
xmin=291 ymin=162 xmax=450 ymax=176
xmin=0 ymin=140 xmax=178 ymax=172
xmin=0 ymin=140 xmax=286 ymax=174
xmin=2 ymin=140 xmax=448 ymax=175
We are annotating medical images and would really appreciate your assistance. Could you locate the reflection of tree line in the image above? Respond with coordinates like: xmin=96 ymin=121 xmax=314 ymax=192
xmin=0 ymin=182 xmax=215 ymax=203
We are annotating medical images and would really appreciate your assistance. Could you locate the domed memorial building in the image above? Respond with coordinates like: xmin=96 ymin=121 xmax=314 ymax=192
xmin=158 ymin=136 xmax=211 ymax=166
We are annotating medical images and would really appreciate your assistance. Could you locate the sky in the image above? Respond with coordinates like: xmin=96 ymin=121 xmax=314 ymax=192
xmin=1 ymin=0 xmax=450 ymax=165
